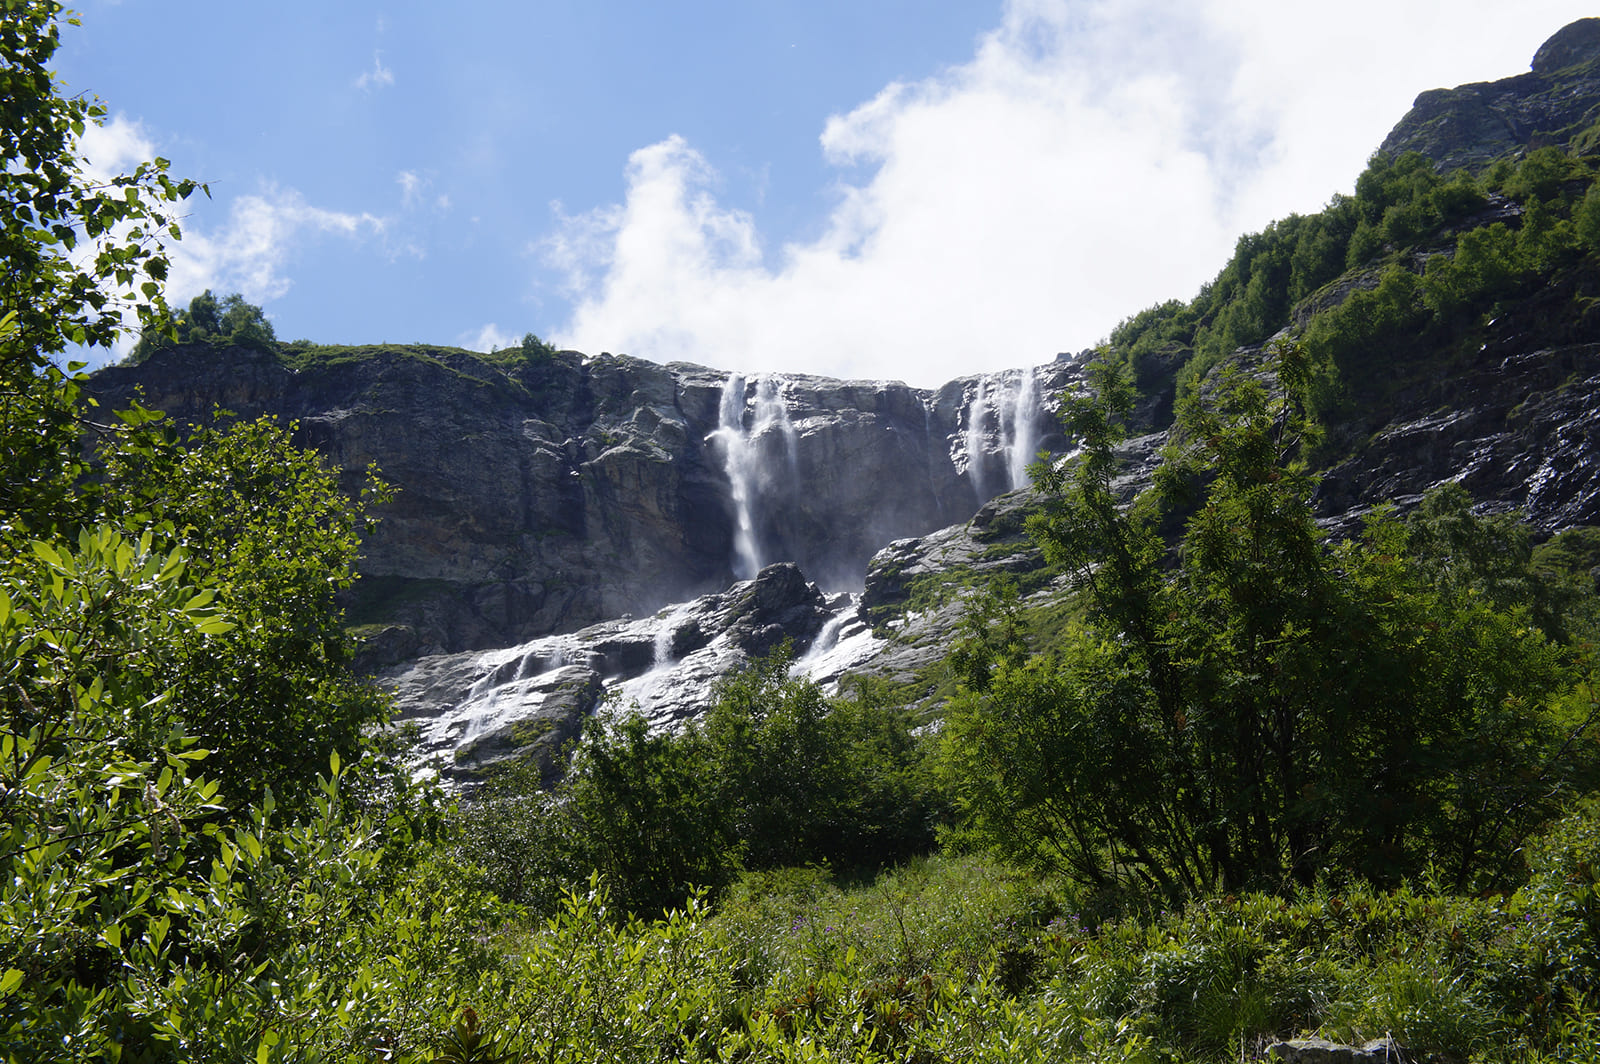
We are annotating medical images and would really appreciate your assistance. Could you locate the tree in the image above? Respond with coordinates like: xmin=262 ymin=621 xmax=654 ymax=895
xmin=127 ymin=289 xmax=277 ymax=362
xmin=466 ymin=647 xmax=941 ymax=917
xmin=519 ymin=331 xmax=556 ymax=360
xmin=947 ymin=342 xmax=1590 ymax=901
xmin=0 ymin=12 xmax=507 ymax=1057
xmin=0 ymin=2 xmax=200 ymax=540
xmin=562 ymin=711 xmax=735 ymax=916
xmin=702 ymin=647 xmax=938 ymax=875
xmin=100 ymin=414 xmax=393 ymax=806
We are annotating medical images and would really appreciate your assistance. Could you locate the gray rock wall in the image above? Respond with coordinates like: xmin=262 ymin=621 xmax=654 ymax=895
xmin=88 ymin=346 xmax=1077 ymax=657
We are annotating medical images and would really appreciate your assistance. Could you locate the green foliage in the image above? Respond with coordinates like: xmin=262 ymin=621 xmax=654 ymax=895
xmin=410 ymin=823 xmax=1600 ymax=1063
xmin=520 ymin=330 xmax=556 ymax=360
xmin=1108 ymin=146 xmax=1600 ymax=436
xmin=1577 ymin=183 xmax=1600 ymax=251
xmin=706 ymin=651 xmax=941 ymax=876
xmin=0 ymin=6 xmax=199 ymax=540
xmin=949 ymin=345 xmax=1592 ymax=903
xmin=127 ymin=290 xmax=277 ymax=362
xmin=563 ymin=711 xmax=738 ymax=916
xmin=1533 ymin=526 xmax=1600 ymax=644
xmin=0 ymin=522 xmax=505 ymax=1062
xmin=946 ymin=578 xmax=1030 ymax=692
xmin=0 ymin=14 xmax=532 ymax=1059
xmin=1305 ymin=261 xmax=1430 ymax=395
xmin=98 ymin=414 xmax=393 ymax=807
xmin=0 ymin=3 xmax=199 ymax=362
xmin=455 ymin=648 xmax=942 ymax=918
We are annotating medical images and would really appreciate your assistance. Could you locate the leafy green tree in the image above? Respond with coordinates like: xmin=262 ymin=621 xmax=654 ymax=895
xmin=1506 ymin=146 xmax=1581 ymax=205
xmin=703 ymin=647 xmax=938 ymax=875
xmin=0 ymin=3 xmax=200 ymax=541
xmin=0 ymin=12 xmax=517 ymax=1059
xmin=1577 ymin=183 xmax=1600 ymax=251
xmin=947 ymin=344 xmax=1590 ymax=901
xmin=127 ymin=289 xmax=277 ymax=362
xmin=519 ymin=330 xmax=556 ymax=360
xmin=946 ymin=578 xmax=1029 ymax=692
xmin=0 ymin=520 xmax=507 ymax=1063
xmin=465 ymin=648 xmax=940 ymax=916
xmin=100 ymin=414 xmax=393 ymax=806
xmin=563 ymin=711 xmax=735 ymax=916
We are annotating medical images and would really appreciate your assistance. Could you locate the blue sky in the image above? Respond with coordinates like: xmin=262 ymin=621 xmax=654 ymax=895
xmin=59 ymin=0 xmax=1598 ymax=386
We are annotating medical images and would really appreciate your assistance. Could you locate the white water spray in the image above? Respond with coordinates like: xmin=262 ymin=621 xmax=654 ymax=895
xmin=964 ymin=367 xmax=1043 ymax=502
xmin=800 ymin=610 xmax=848 ymax=667
xmin=965 ymin=377 xmax=991 ymax=502
xmin=652 ymin=600 xmax=694 ymax=668
xmin=1001 ymin=365 xmax=1040 ymax=492
xmin=709 ymin=373 xmax=797 ymax=580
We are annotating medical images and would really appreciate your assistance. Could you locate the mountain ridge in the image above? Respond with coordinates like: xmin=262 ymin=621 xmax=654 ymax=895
xmin=88 ymin=19 xmax=1600 ymax=779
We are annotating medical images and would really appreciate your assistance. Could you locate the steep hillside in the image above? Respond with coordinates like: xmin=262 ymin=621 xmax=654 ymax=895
xmin=1380 ymin=17 xmax=1600 ymax=171
xmin=90 ymin=20 xmax=1600 ymax=780
xmin=89 ymin=344 xmax=1076 ymax=661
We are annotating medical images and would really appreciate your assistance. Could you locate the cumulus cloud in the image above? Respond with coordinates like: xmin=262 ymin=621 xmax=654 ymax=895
xmin=75 ymin=112 xmax=158 ymax=185
xmin=545 ymin=0 xmax=1596 ymax=386
xmin=465 ymin=323 xmax=517 ymax=352
xmin=164 ymin=187 xmax=384 ymax=308
xmin=355 ymin=50 xmax=394 ymax=91
xmin=70 ymin=115 xmax=386 ymax=318
xmin=65 ymin=116 xmax=397 ymax=364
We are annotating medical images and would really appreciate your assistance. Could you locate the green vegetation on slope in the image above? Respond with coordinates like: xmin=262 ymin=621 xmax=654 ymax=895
xmin=1105 ymin=145 xmax=1600 ymax=458
xmin=8 ymin=3 xmax=1600 ymax=1059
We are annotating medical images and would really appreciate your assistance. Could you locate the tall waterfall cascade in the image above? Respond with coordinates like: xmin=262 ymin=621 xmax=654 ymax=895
xmin=708 ymin=374 xmax=798 ymax=580
xmin=964 ymin=377 xmax=992 ymax=502
xmin=1001 ymin=364 xmax=1040 ymax=492
xmin=960 ymin=364 xmax=1044 ymax=502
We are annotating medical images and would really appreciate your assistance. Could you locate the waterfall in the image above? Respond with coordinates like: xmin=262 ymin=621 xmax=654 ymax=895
xmin=1001 ymin=365 xmax=1040 ymax=492
xmin=963 ymin=365 xmax=1044 ymax=502
xmin=709 ymin=373 xmax=797 ymax=580
xmin=652 ymin=600 xmax=694 ymax=668
xmin=753 ymin=376 xmax=799 ymax=479
xmin=800 ymin=609 xmax=849 ymax=666
xmin=711 ymin=375 xmax=761 ymax=580
xmin=965 ymin=377 xmax=991 ymax=502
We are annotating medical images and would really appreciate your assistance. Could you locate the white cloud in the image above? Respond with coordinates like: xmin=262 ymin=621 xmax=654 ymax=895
xmin=166 ymin=187 xmax=384 ymax=307
xmin=355 ymin=50 xmax=394 ymax=91
xmin=397 ymin=169 xmax=424 ymax=208
xmin=75 ymin=113 xmax=157 ymax=185
xmin=66 ymin=117 xmax=391 ymax=364
xmin=466 ymin=323 xmax=517 ymax=352
xmin=546 ymin=0 xmax=1597 ymax=386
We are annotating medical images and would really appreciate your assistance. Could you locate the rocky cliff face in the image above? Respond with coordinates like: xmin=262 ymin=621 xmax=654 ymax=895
xmin=388 ymin=561 xmax=836 ymax=784
xmin=1379 ymin=17 xmax=1600 ymax=171
xmin=89 ymin=346 xmax=1077 ymax=660
xmin=92 ymin=21 xmax=1600 ymax=783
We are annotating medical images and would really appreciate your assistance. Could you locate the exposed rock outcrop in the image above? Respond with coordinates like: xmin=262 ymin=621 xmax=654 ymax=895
xmin=1379 ymin=17 xmax=1600 ymax=171
xmin=89 ymin=348 xmax=1077 ymax=658
xmin=90 ymin=21 xmax=1600 ymax=782
xmin=388 ymin=562 xmax=834 ymax=782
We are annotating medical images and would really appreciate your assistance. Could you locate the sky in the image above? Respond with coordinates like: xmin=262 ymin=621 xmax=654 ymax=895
xmin=56 ymin=0 xmax=1599 ymax=387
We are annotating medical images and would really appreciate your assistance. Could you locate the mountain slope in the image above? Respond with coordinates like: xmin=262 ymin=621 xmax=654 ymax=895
xmin=89 ymin=20 xmax=1600 ymax=779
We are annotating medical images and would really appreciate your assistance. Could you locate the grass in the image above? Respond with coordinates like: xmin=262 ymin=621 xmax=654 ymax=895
xmin=461 ymin=803 xmax=1600 ymax=1061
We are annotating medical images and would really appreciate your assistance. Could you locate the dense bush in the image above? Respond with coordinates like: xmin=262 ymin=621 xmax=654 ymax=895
xmin=946 ymin=347 xmax=1597 ymax=901
xmin=127 ymin=290 xmax=278 ymax=363
xmin=455 ymin=648 xmax=944 ymax=917
xmin=1106 ymin=145 xmax=1600 ymax=425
